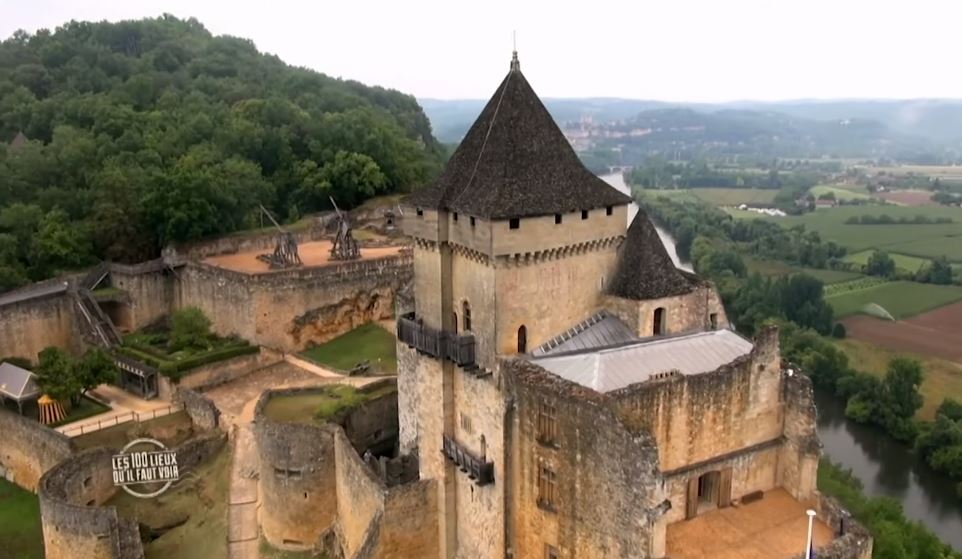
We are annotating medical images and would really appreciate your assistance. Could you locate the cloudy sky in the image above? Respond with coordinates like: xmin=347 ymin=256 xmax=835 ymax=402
xmin=2 ymin=0 xmax=959 ymax=102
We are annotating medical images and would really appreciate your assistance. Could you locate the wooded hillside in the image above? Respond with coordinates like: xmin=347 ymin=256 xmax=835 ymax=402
xmin=0 ymin=15 xmax=444 ymax=291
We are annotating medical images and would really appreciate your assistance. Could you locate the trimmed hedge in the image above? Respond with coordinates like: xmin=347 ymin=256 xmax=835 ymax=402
xmin=116 ymin=343 xmax=259 ymax=381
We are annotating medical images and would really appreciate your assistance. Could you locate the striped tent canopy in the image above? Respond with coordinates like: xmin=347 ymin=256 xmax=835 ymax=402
xmin=37 ymin=394 xmax=66 ymax=425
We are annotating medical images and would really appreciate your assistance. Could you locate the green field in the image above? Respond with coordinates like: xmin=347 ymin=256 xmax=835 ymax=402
xmin=729 ymin=205 xmax=962 ymax=261
xmin=810 ymin=184 xmax=873 ymax=201
xmin=262 ymin=384 xmax=397 ymax=424
xmin=744 ymin=257 xmax=862 ymax=284
xmin=0 ymin=478 xmax=43 ymax=559
xmin=834 ymin=338 xmax=962 ymax=421
xmin=300 ymin=323 xmax=397 ymax=373
xmin=826 ymin=280 xmax=962 ymax=319
xmin=842 ymin=250 xmax=930 ymax=273
xmin=689 ymin=188 xmax=778 ymax=206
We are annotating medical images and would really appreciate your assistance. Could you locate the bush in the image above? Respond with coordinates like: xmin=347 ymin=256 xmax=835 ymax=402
xmin=170 ymin=307 xmax=213 ymax=351
xmin=832 ymin=322 xmax=847 ymax=338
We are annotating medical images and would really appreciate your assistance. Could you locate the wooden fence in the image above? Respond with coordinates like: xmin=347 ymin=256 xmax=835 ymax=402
xmin=59 ymin=403 xmax=184 ymax=437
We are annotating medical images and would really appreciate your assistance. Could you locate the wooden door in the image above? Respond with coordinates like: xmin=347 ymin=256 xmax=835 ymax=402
xmin=686 ymin=477 xmax=699 ymax=519
xmin=718 ymin=468 xmax=733 ymax=508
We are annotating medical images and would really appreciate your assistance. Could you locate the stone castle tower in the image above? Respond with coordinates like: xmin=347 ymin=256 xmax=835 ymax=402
xmin=396 ymin=53 xmax=849 ymax=559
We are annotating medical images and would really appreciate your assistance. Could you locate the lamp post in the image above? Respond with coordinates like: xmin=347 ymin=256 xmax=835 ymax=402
xmin=805 ymin=509 xmax=817 ymax=559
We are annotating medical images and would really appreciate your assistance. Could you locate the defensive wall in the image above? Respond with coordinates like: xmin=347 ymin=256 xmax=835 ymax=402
xmin=168 ymin=220 xmax=327 ymax=261
xmin=38 ymin=429 xmax=226 ymax=559
xmin=789 ymin=493 xmax=873 ymax=559
xmin=178 ymin=253 xmax=412 ymax=352
xmin=157 ymin=348 xmax=283 ymax=399
xmin=107 ymin=260 xmax=175 ymax=332
xmin=255 ymin=380 xmax=437 ymax=557
xmin=0 ymin=408 xmax=77 ymax=491
xmin=0 ymin=287 xmax=82 ymax=361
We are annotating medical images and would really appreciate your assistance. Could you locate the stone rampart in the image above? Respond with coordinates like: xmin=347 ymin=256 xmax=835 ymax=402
xmin=0 ymin=408 xmax=76 ymax=491
xmin=0 ymin=292 xmax=82 ymax=360
xmin=108 ymin=262 xmax=174 ymax=331
xmin=38 ymin=447 xmax=143 ymax=559
xmin=173 ymin=387 xmax=221 ymax=430
xmin=177 ymin=254 xmax=412 ymax=351
xmin=790 ymin=493 xmax=873 ymax=559
xmin=170 ymin=224 xmax=325 ymax=260
xmin=254 ymin=387 xmax=339 ymax=548
xmin=176 ymin=348 xmax=280 ymax=392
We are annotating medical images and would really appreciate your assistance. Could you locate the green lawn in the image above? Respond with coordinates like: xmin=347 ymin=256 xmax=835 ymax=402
xmin=799 ymin=267 xmax=864 ymax=284
xmin=842 ymin=250 xmax=931 ymax=274
xmin=826 ymin=280 xmax=962 ymax=319
xmin=108 ymin=445 xmax=230 ymax=559
xmin=0 ymin=478 xmax=43 ymax=559
xmin=262 ymin=384 xmax=397 ymax=424
xmin=300 ymin=323 xmax=397 ymax=374
xmin=51 ymin=396 xmax=111 ymax=427
xmin=689 ymin=188 xmax=778 ymax=206
xmin=74 ymin=411 xmax=193 ymax=450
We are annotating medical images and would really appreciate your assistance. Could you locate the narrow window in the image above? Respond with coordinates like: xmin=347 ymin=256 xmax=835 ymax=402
xmin=537 ymin=403 xmax=558 ymax=445
xmin=545 ymin=545 xmax=560 ymax=559
xmin=461 ymin=413 xmax=472 ymax=433
xmin=453 ymin=212 xmax=458 ymax=222
xmin=470 ymin=216 xmax=476 ymax=227
xmin=538 ymin=464 xmax=557 ymax=510
xmin=517 ymin=325 xmax=527 ymax=353
xmin=463 ymin=301 xmax=471 ymax=332
xmin=581 ymin=210 xmax=589 ymax=220
xmin=416 ymin=208 xmax=424 ymax=217
xmin=480 ymin=434 xmax=487 ymax=460
xmin=606 ymin=205 xmax=613 ymax=216
xmin=509 ymin=218 xmax=520 ymax=229
xmin=653 ymin=307 xmax=666 ymax=335
xmin=555 ymin=214 xmax=562 ymax=224
xmin=452 ymin=312 xmax=458 ymax=334
xmin=709 ymin=313 xmax=718 ymax=330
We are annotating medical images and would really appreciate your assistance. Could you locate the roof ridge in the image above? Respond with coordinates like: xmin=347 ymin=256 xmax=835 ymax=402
xmin=462 ymin=70 xmax=514 ymax=201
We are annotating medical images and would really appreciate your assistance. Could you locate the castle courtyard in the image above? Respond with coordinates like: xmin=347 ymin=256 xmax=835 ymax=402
xmin=666 ymin=489 xmax=834 ymax=559
xmin=202 ymin=240 xmax=403 ymax=274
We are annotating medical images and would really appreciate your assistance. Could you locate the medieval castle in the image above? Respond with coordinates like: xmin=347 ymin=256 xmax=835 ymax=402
xmin=0 ymin=53 xmax=872 ymax=559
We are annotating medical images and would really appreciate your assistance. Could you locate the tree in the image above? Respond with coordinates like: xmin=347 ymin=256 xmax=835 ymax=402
xmin=170 ymin=307 xmax=212 ymax=350
xmin=34 ymin=346 xmax=81 ymax=404
xmin=929 ymin=256 xmax=953 ymax=285
xmin=865 ymin=250 xmax=896 ymax=278
xmin=74 ymin=348 xmax=118 ymax=397
xmin=885 ymin=357 xmax=924 ymax=421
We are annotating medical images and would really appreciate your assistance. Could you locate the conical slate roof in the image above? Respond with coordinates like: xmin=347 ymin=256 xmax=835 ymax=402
xmin=407 ymin=55 xmax=631 ymax=219
xmin=607 ymin=212 xmax=693 ymax=301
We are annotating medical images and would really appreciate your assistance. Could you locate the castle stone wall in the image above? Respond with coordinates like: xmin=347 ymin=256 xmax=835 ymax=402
xmin=177 ymin=255 xmax=410 ymax=352
xmin=504 ymin=359 xmax=664 ymax=559
xmin=779 ymin=368 xmax=820 ymax=501
xmin=0 ymin=408 xmax=76 ymax=491
xmin=790 ymin=493 xmax=873 ymax=559
xmin=334 ymin=427 xmax=387 ymax=557
xmin=108 ymin=264 xmax=173 ymax=331
xmin=173 ymin=387 xmax=222 ymax=431
xmin=609 ymin=327 xmax=782 ymax=472
xmin=0 ymin=294 xmax=81 ymax=360
xmin=254 ymin=387 xmax=340 ymax=548
xmin=176 ymin=348 xmax=279 ymax=392
xmin=171 ymin=226 xmax=322 ymax=260
xmin=38 ymin=448 xmax=143 ymax=559
xmin=604 ymin=281 xmax=728 ymax=337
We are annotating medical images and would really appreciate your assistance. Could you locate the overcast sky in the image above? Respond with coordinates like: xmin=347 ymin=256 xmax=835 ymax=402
xmin=2 ymin=0 xmax=960 ymax=103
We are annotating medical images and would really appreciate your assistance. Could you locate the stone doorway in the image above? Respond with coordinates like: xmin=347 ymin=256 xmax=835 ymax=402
xmin=685 ymin=468 xmax=732 ymax=519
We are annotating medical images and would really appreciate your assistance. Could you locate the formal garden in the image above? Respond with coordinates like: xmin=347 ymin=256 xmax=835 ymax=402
xmin=117 ymin=307 xmax=258 ymax=380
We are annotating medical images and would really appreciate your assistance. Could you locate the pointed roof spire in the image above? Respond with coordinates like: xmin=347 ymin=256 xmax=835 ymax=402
xmin=607 ymin=213 xmax=693 ymax=301
xmin=406 ymin=56 xmax=630 ymax=219
xmin=511 ymin=32 xmax=520 ymax=72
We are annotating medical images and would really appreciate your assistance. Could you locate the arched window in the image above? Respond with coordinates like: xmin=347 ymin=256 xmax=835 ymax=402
xmin=462 ymin=301 xmax=471 ymax=332
xmin=653 ymin=307 xmax=666 ymax=335
xmin=480 ymin=435 xmax=487 ymax=460
xmin=518 ymin=325 xmax=528 ymax=353
xmin=452 ymin=312 xmax=458 ymax=334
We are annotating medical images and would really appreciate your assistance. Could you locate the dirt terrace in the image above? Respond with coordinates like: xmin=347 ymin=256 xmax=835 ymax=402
xmin=202 ymin=240 xmax=402 ymax=274
xmin=666 ymin=489 xmax=833 ymax=559
xmin=843 ymin=301 xmax=962 ymax=363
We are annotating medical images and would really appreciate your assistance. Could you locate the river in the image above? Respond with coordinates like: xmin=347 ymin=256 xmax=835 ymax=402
xmin=599 ymin=173 xmax=693 ymax=272
xmin=599 ymin=171 xmax=962 ymax=549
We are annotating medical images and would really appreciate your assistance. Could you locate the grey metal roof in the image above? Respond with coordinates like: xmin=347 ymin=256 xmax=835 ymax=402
xmin=0 ymin=281 xmax=69 ymax=308
xmin=532 ymin=311 xmax=639 ymax=356
xmin=529 ymin=329 xmax=753 ymax=393
xmin=0 ymin=362 xmax=41 ymax=401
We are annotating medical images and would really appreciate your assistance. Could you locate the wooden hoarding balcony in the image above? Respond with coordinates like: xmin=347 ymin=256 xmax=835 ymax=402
xmin=397 ymin=313 xmax=476 ymax=367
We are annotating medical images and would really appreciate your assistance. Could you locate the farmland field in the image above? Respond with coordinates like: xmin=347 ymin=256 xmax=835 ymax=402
xmin=743 ymin=257 xmax=862 ymax=284
xmin=728 ymin=205 xmax=962 ymax=258
xmin=688 ymin=188 xmax=777 ymax=206
xmin=842 ymin=250 xmax=930 ymax=273
xmin=878 ymin=190 xmax=936 ymax=207
xmin=809 ymin=185 xmax=872 ymax=201
xmin=825 ymin=280 xmax=962 ymax=319
xmin=833 ymin=336 xmax=962 ymax=421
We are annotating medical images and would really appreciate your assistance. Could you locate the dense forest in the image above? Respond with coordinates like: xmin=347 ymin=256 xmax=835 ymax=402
xmin=0 ymin=15 xmax=445 ymax=292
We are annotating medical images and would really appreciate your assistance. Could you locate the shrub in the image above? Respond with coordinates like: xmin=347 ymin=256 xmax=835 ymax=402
xmin=170 ymin=307 xmax=212 ymax=351
xmin=832 ymin=322 xmax=847 ymax=339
